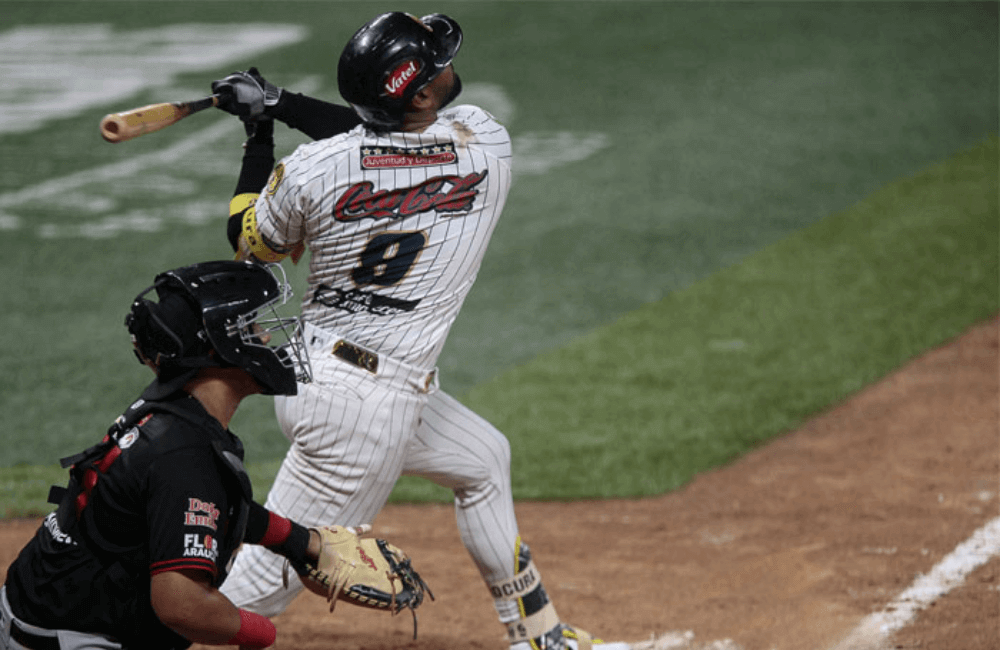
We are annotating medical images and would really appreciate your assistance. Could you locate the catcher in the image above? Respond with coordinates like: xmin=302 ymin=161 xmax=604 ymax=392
xmin=0 ymin=260 xmax=427 ymax=650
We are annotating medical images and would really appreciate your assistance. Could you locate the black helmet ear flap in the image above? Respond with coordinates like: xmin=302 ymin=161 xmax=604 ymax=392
xmin=126 ymin=285 xmax=212 ymax=377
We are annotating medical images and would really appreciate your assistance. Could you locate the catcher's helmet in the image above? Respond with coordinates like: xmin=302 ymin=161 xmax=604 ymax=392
xmin=126 ymin=260 xmax=310 ymax=396
xmin=338 ymin=12 xmax=463 ymax=130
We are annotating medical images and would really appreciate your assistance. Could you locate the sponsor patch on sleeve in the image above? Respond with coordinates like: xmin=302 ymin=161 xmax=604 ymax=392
xmin=361 ymin=143 xmax=458 ymax=169
xmin=183 ymin=497 xmax=220 ymax=530
xmin=266 ymin=162 xmax=285 ymax=196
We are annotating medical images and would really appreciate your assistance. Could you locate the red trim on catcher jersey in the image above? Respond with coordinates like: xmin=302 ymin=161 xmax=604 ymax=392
xmin=150 ymin=557 xmax=218 ymax=578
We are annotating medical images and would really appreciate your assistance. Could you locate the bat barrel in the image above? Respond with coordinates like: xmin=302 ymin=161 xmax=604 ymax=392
xmin=98 ymin=96 xmax=219 ymax=143
xmin=99 ymin=115 xmax=129 ymax=142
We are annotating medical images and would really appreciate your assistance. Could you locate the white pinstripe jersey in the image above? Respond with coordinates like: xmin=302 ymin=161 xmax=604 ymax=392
xmin=255 ymin=105 xmax=512 ymax=370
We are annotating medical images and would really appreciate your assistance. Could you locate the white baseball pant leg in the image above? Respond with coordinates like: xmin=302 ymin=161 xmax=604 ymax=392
xmin=1 ymin=586 xmax=123 ymax=650
xmin=221 ymin=354 xmax=428 ymax=616
xmin=402 ymin=390 xmax=522 ymax=623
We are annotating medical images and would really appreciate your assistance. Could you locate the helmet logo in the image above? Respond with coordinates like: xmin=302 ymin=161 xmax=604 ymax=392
xmin=385 ymin=59 xmax=421 ymax=98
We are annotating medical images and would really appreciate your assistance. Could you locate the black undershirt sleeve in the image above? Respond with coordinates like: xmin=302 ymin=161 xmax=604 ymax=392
xmin=226 ymin=92 xmax=362 ymax=252
xmin=272 ymin=92 xmax=363 ymax=140
xmin=227 ymin=121 xmax=275 ymax=251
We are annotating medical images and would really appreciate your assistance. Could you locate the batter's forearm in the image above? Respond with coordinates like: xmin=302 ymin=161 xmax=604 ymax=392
xmin=234 ymin=121 xmax=275 ymax=195
xmin=228 ymin=122 xmax=275 ymax=252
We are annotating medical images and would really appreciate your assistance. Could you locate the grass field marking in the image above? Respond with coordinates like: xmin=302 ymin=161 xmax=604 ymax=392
xmin=0 ymin=23 xmax=307 ymax=136
xmin=0 ymin=120 xmax=236 ymax=208
xmin=829 ymin=515 xmax=1000 ymax=650
xmin=0 ymin=75 xmax=608 ymax=239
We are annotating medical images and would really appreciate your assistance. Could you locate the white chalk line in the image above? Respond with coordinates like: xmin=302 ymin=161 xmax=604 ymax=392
xmin=0 ymin=119 xmax=237 ymax=210
xmin=829 ymin=514 xmax=1000 ymax=650
xmin=626 ymin=515 xmax=1000 ymax=650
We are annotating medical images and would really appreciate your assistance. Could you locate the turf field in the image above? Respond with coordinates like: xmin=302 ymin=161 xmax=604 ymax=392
xmin=1 ymin=1 xmax=996 ymax=514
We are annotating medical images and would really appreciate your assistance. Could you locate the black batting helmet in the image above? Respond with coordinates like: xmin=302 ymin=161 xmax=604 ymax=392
xmin=338 ymin=12 xmax=463 ymax=130
xmin=126 ymin=260 xmax=310 ymax=396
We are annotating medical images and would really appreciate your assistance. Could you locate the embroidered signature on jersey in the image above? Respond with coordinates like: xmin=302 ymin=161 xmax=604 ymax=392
xmin=361 ymin=144 xmax=458 ymax=169
xmin=334 ymin=170 xmax=487 ymax=222
xmin=313 ymin=285 xmax=420 ymax=315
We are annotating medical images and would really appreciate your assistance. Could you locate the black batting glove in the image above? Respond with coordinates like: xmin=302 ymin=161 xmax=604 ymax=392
xmin=211 ymin=67 xmax=284 ymax=122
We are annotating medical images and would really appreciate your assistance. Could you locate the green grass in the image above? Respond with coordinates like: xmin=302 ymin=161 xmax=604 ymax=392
xmin=399 ymin=136 xmax=1000 ymax=500
xmin=0 ymin=3 xmax=997 ymax=515
xmin=11 ymin=137 xmax=994 ymax=514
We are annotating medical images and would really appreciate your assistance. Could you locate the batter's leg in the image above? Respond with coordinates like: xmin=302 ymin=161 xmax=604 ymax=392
xmin=221 ymin=366 xmax=425 ymax=616
xmin=402 ymin=390 xmax=525 ymax=623
xmin=403 ymin=391 xmax=631 ymax=650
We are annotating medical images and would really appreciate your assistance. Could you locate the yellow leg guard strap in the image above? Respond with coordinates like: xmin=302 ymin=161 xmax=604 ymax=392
xmin=505 ymin=602 xmax=560 ymax=644
xmin=563 ymin=626 xmax=594 ymax=650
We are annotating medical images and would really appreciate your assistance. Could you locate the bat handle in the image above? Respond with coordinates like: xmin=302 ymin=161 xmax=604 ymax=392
xmin=188 ymin=94 xmax=221 ymax=112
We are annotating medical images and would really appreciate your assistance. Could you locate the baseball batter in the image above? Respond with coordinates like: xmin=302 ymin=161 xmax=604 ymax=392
xmin=213 ymin=13 xmax=630 ymax=650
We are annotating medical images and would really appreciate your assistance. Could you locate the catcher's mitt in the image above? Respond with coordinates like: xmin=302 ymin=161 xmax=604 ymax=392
xmin=285 ymin=525 xmax=433 ymax=637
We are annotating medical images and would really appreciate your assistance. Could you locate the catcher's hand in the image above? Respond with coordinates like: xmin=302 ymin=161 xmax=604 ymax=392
xmin=286 ymin=525 xmax=433 ymax=637
xmin=211 ymin=67 xmax=283 ymax=122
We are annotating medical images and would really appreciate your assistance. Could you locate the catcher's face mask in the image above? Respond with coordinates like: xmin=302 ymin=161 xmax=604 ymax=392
xmin=127 ymin=261 xmax=311 ymax=396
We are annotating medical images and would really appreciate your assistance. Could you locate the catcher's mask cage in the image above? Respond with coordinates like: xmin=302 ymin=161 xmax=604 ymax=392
xmin=126 ymin=260 xmax=311 ymax=396
xmin=338 ymin=12 xmax=463 ymax=131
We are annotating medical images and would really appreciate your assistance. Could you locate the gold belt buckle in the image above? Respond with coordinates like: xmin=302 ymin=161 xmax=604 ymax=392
xmin=332 ymin=340 xmax=379 ymax=374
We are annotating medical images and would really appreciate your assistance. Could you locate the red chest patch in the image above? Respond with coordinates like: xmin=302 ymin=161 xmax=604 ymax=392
xmin=361 ymin=144 xmax=458 ymax=169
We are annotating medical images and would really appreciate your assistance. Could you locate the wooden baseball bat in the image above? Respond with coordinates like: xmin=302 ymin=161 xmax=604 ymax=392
xmin=99 ymin=95 xmax=220 ymax=143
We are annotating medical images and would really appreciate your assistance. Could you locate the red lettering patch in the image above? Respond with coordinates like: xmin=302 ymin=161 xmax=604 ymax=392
xmin=335 ymin=170 xmax=488 ymax=222
xmin=357 ymin=546 xmax=378 ymax=572
xmin=385 ymin=60 xmax=421 ymax=98
xmin=361 ymin=144 xmax=458 ymax=170
xmin=183 ymin=497 xmax=220 ymax=531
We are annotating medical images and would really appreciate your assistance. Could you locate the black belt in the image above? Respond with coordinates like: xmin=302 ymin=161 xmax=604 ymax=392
xmin=10 ymin=620 xmax=60 ymax=650
xmin=332 ymin=339 xmax=379 ymax=373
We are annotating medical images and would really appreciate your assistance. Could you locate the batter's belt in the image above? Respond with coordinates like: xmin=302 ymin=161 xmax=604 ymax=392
xmin=302 ymin=322 xmax=438 ymax=394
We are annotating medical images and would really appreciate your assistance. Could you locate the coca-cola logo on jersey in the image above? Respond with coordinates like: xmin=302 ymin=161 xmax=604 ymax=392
xmin=334 ymin=171 xmax=488 ymax=222
xmin=385 ymin=60 xmax=421 ymax=98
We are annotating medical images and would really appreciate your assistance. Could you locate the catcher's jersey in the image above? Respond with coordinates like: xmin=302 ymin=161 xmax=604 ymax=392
xmin=256 ymin=104 xmax=512 ymax=370
xmin=4 ymin=391 xmax=246 ymax=649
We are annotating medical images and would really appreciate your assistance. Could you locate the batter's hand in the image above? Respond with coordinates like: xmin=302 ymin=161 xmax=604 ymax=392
xmin=212 ymin=67 xmax=283 ymax=122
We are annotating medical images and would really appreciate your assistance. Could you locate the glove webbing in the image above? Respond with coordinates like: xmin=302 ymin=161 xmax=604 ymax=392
xmin=376 ymin=539 xmax=435 ymax=639
xmin=281 ymin=539 xmax=434 ymax=640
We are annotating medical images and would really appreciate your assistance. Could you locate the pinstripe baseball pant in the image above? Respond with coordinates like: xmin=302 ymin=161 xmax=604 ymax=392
xmin=220 ymin=330 xmax=522 ymax=624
